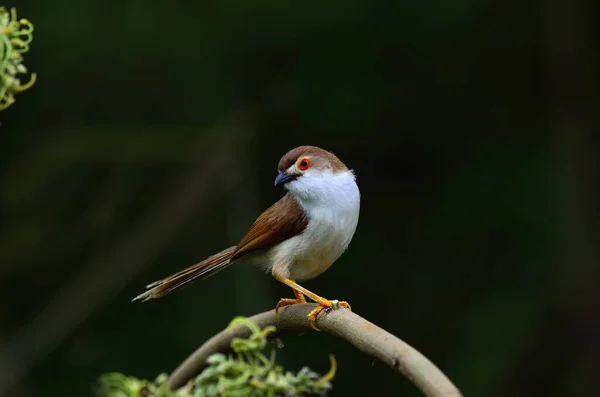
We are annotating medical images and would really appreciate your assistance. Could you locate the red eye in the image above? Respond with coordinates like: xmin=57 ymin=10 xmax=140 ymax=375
xmin=297 ymin=157 xmax=310 ymax=171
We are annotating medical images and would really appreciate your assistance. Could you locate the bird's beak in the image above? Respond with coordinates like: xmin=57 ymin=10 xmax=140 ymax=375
xmin=274 ymin=171 xmax=299 ymax=187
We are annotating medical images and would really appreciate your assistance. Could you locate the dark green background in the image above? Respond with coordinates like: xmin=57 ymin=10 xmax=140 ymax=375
xmin=1 ymin=1 xmax=598 ymax=396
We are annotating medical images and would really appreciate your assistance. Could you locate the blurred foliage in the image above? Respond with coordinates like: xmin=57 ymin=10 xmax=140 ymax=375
xmin=96 ymin=317 xmax=334 ymax=397
xmin=0 ymin=6 xmax=36 ymax=110
xmin=97 ymin=373 xmax=189 ymax=397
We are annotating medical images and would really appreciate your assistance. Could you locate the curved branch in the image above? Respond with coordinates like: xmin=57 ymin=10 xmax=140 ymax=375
xmin=168 ymin=303 xmax=462 ymax=397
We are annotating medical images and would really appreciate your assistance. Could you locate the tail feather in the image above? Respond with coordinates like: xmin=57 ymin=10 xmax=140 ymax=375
xmin=132 ymin=246 xmax=236 ymax=302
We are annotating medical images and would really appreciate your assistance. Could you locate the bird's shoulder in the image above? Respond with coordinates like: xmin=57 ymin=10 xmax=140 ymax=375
xmin=231 ymin=193 xmax=308 ymax=261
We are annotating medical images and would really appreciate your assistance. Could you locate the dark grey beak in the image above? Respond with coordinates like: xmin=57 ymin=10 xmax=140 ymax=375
xmin=274 ymin=171 xmax=299 ymax=187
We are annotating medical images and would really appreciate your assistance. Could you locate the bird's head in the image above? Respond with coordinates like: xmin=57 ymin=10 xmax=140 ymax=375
xmin=274 ymin=146 xmax=356 ymax=202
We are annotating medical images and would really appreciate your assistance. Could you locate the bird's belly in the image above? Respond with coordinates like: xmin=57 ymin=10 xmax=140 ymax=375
xmin=291 ymin=246 xmax=341 ymax=281
xmin=269 ymin=217 xmax=356 ymax=282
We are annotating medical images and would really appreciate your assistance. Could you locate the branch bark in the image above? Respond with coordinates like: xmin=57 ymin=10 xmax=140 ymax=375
xmin=168 ymin=303 xmax=462 ymax=397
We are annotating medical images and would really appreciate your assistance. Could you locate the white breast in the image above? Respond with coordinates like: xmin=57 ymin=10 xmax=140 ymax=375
xmin=268 ymin=170 xmax=360 ymax=281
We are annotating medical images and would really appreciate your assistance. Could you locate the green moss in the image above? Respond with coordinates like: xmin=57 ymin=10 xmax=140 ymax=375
xmin=97 ymin=317 xmax=335 ymax=397
xmin=0 ymin=6 xmax=36 ymax=110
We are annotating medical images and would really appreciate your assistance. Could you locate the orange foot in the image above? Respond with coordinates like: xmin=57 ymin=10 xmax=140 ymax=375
xmin=270 ymin=272 xmax=352 ymax=331
xmin=307 ymin=298 xmax=351 ymax=331
xmin=275 ymin=290 xmax=306 ymax=318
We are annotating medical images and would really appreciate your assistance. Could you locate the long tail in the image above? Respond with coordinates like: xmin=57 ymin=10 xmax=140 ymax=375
xmin=132 ymin=246 xmax=236 ymax=302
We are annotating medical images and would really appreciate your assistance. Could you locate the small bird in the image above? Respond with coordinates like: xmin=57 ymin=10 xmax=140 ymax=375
xmin=133 ymin=145 xmax=360 ymax=328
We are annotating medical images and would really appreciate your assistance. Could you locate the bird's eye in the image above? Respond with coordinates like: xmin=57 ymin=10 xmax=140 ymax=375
xmin=297 ymin=157 xmax=310 ymax=171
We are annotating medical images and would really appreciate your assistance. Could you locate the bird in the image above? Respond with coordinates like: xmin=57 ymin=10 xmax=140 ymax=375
xmin=133 ymin=145 xmax=360 ymax=329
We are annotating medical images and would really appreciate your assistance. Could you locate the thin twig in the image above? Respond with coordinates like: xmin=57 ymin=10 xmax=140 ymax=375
xmin=168 ymin=303 xmax=462 ymax=397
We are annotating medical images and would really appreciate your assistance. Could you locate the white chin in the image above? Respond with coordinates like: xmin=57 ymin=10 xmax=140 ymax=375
xmin=287 ymin=171 xmax=358 ymax=204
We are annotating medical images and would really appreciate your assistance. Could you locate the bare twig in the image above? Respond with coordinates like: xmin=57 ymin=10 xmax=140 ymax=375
xmin=168 ymin=303 xmax=462 ymax=397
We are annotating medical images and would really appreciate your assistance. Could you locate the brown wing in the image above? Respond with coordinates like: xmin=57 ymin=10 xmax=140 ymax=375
xmin=231 ymin=193 xmax=308 ymax=261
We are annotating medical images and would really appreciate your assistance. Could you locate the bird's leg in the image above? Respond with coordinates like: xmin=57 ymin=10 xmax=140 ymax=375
xmin=275 ymin=289 xmax=306 ymax=318
xmin=272 ymin=270 xmax=351 ymax=330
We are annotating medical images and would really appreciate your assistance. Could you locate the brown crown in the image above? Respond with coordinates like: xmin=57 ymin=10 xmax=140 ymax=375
xmin=278 ymin=146 xmax=347 ymax=173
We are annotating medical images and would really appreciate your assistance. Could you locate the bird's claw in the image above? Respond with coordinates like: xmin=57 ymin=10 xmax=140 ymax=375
xmin=275 ymin=297 xmax=306 ymax=319
xmin=308 ymin=299 xmax=351 ymax=331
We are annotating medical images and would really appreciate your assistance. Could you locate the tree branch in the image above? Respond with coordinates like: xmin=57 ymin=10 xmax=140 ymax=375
xmin=168 ymin=303 xmax=462 ymax=397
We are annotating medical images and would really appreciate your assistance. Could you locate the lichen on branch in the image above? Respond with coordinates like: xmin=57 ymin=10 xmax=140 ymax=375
xmin=97 ymin=316 xmax=336 ymax=397
xmin=0 ymin=6 xmax=36 ymax=111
